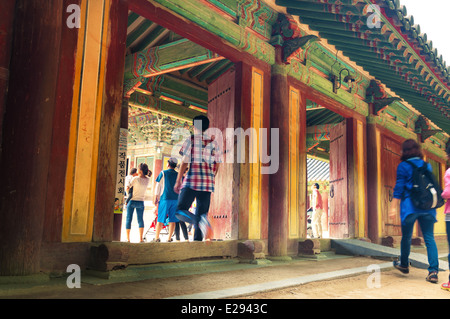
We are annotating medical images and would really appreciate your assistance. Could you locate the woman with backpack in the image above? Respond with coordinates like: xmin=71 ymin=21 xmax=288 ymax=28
xmin=388 ymin=139 xmax=440 ymax=283
xmin=441 ymin=144 xmax=450 ymax=291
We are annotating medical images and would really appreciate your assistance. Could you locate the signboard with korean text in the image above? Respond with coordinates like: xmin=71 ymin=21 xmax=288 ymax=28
xmin=114 ymin=128 xmax=128 ymax=213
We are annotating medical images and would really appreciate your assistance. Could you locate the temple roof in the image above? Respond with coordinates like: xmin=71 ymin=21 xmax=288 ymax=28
xmin=275 ymin=0 xmax=450 ymax=134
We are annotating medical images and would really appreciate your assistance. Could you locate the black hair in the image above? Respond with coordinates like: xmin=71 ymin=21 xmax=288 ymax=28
xmin=193 ymin=115 xmax=210 ymax=132
xmin=139 ymin=163 xmax=152 ymax=177
xmin=314 ymin=183 xmax=320 ymax=190
xmin=168 ymin=160 xmax=177 ymax=169
xmin=130 ymin=168 xmax=137 ymax=175
xmin=400 ymin=139 xmax=423 ymax=161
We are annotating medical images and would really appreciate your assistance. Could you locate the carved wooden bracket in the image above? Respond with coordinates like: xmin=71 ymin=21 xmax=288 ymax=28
xmin=414 ymin=115 xmax=443 ymax=143
xmin=366 ymin=79 xmax=402 ymax=115
xmin=282 ymin=35 xmax=320 ymax=64
xmin=271 ymin=14 xmax=319 ymax=64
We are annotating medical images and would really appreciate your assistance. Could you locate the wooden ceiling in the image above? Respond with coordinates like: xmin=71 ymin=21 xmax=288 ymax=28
xmin=126 ymin=11 xmax=234 ymax=144
xmin=126 ymin=11 xmax=234 ymax=89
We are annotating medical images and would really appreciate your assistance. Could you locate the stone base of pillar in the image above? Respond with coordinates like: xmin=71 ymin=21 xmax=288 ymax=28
xmin=298 ymin=238 xmax=320 ymax=255
xmin=237 ymin=240 xmax=270 ymax=264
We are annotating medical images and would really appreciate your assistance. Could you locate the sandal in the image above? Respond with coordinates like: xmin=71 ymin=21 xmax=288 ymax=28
xmin=441 ymin=281 xmax=450 ymax=291
xmin=426 ymin=271 xmax=438 ymax=284
xmin=152 ymin=238 xmax=160 ymax=243
xmin=393 ymin=260 xmax=409 ymax=274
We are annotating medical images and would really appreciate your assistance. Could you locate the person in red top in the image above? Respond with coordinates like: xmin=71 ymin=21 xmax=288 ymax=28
xmin=310 ymin=183 xmax=324 ymax=238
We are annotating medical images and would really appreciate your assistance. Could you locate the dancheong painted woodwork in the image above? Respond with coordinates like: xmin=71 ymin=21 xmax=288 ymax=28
xmin=2 ymin=0 xmax=450 ymax=276
xmin=276 ymin=0 xmax=450 ymax=134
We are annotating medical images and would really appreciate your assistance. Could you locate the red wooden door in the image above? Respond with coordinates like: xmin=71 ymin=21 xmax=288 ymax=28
xmin=207 ymin=69 xmax=235 ymax=240
xmin=328 ymin=120 xmax=349 ymax=238
xmin=381 ymin=136 xmax=402 ymax=236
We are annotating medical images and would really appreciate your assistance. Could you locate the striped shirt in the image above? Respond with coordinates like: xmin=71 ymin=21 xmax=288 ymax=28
xmin=179 ymin=134 xmax=220 ymax=192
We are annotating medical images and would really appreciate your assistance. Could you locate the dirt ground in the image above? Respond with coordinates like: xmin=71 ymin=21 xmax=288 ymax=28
xmin=2 ymin=254 xmax=449 ymax=299
xmin=241 ymin=267 xmax=450 ymax=299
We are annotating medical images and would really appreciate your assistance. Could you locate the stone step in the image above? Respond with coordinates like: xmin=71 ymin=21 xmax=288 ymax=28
xmin=331 ymin=239 xmax=448 ymax=271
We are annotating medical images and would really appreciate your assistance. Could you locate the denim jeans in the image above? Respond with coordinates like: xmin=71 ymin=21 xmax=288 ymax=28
xmin=400 ymin=212 xmax=439 ymax=273
xmin=176 ymin=187 xmax=211 ymax=241
xmin=126 ymin=200 xmax=145 ymax=229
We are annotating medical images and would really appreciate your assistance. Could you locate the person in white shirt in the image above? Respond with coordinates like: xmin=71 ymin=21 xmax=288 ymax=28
xmin=125 ymin=168 xmax=137 ymax=198
xmin=125 ymin=163 xmax=152 ymax=242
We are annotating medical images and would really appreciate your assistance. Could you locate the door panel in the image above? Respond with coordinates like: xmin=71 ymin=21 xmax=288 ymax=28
xmin=329 ymin=120 xmax=349 ymax=238
xmin=380 ymin=136 xmax=402 ymax=236
xmin=207 ymin=69 xmax=235 ymax=240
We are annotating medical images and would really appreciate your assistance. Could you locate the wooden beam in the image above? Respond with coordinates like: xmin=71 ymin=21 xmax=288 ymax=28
xmin=124 ymin=38 xmax=224 ymax=80
xmin=139 ymin=73 xmax=208 ymax=107
xmin=128 ymin=92 xmax=204 ymax=120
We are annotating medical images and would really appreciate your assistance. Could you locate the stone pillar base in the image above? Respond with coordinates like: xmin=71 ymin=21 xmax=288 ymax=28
xmin=298 ymin=239 xmax=321 ymax=256
xmin=237 ymin=240 xmax=270 ymax=264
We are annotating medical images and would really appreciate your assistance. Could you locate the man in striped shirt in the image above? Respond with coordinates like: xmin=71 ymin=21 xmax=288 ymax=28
xmin=174 ymin=115 xmax=221 ymax=241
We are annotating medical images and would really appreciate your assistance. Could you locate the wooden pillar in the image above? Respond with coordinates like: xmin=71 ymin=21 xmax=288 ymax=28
xmin=0 ymin=0 xmax=65 ymax=275
xmin=61 ymin=0 xmax=128 ymax=243
xmin=92 ymin=0 xmax=129 ymax=242
xmin=43 ymin=0 xmax=82 ymax=243
xmin=366 ymin=122 xmax=379 ymax=243
xmin=346 ymin=117 xmax=368 ymax=239
xmin=268 ymin=53 xmax=290 ymax=257
xmin=236 ymin=62 xmax=251 ymax=240
xmin=287 ymin=83 xmax=307 ymax=243
xmin=235 ymin=61 xmax=270 ymax=242
xmin=0 ymin=0 xmax=16 ymax=158
xmin=354 ymin=119 xmax=368 ymax=239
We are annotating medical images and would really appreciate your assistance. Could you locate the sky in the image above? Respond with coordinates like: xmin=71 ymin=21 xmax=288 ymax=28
xmin=399 ymin=0 xmax=450 ymax=65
